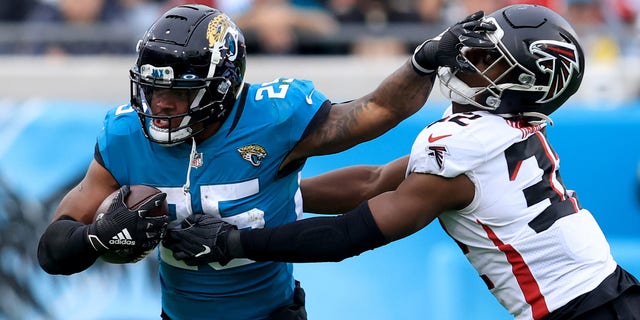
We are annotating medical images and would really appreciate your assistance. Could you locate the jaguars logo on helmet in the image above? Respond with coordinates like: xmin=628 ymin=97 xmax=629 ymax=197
xmin=207 ymin=13 xmax=240 ymax=65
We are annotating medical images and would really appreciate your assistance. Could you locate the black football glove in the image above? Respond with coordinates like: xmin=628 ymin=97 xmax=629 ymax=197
xmin=412 ymin=11 xmax=497 ymax=74
xmin=163 ymin=213 xmax=237 ymax=266
xmin=86 ymin=185 xmax=169 ymax=257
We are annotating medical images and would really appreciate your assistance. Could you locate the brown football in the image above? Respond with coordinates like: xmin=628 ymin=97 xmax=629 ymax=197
xmin=94 ymin=184 xmax=168 ymax=222
xmin=94 ymin=184 xmax=169 ymax=264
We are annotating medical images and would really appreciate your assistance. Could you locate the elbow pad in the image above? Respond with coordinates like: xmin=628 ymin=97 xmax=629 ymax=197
xmin=37 ymin=216 xmax=100 ymax=275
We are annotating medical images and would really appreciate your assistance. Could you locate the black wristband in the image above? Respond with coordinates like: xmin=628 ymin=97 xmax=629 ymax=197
xmin=238 ymin=201 xmax=388 ymax=262
xmin=37 ymin=216 xmax=100 ymax=275
xmin=226 ymin=229 xmax=244 ymax=258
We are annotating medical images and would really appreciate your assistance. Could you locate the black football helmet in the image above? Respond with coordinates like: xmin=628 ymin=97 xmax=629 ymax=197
xmin=130 ymin=4 xmax=246 ymax=145
xmin=438 ymin=4 xmax=584 ymax=123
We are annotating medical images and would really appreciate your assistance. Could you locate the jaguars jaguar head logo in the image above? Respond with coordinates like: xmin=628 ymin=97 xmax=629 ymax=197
xmin=206 ymin=13 xmax=240 ymax=64
xmin=237 ymin=144 xmax=267 ymax=167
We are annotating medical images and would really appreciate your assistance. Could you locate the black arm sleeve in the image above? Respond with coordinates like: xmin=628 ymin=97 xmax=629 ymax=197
xmin=238 ymin=201 xmax=389 ymax=262
xmin=37 ymin=216 xmax=100 ymax=275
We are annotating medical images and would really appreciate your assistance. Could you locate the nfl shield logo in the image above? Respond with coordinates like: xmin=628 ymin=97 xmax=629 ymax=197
xmin=191 ymin=152 xmax=204 ymax=168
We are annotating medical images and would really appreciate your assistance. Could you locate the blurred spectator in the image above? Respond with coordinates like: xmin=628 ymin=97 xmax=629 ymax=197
xmin=445 ymin=0 xmax=507 ymax=22
xmin=0 ymin=0 xmax=38 ymax=53
xmin=218 ymin=0 xmax=253 ymax=17
xmin=19 ymin=0 xmax=131 ymax=56
xmin=598 ymin=0 xmax=638 ymax=56
xmin=118 ymin=0 xmax=163 ymax=40
xmin=0 ymin=0 xmax=37 ymax=22
xmin=508 ymin=0 xmax=565 ymax=13
xmin=4 ymin=0 xmax=636 ymax=61
xmin=566 ymin=0 xmax=605 ymax=28
xmin=349 ymin=36 xmax=407 ymax=56
xmin=410 ymin=0 xmax=446 ymax=23
xmin=606 ymin=0 xmax=637 ymax=25
xmin=234 ymin=0 xmax=338 ymax=54
xmin=325 ymin=0 xmax=435 ymax=27
xmin=323 ymin=0 xmax=362 ymax=22
xmin=161 ymin=0 xmax=252 ymax=17
xmin=443 ymin=0 xmax=637 ymax=61
xmin=565 ymin=0 xmax=620 ymax=61
xmin=507 ymin=0 xmax=637 ymax=58
xmin=322 ymin=0 xmax=447 ymax=56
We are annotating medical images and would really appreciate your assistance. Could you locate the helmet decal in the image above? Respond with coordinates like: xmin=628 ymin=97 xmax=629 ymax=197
xmin=207 ymin=14 xmax=239 ymax=66
xmin=529 ymin=40 xmax=580 ymax=104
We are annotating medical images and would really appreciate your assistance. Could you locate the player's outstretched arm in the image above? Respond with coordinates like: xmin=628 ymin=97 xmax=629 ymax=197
xmin=286 ymin=11 xmax=495 ymax=164
xmin=301 ymin=156 xmax=409 ymax=214
xmin=165 ymin=171 xmax=475 ymax=264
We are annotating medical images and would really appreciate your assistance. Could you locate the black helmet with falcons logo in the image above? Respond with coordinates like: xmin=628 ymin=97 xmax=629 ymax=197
xmin=437 ymin=4 xmax=584 ymax=122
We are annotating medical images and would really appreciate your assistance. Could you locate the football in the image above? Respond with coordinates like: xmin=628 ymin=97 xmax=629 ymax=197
xmin=94 ymin=184 xmax=168 ymax=222
xmin=94 ymin=184 xmax=169 ymax=264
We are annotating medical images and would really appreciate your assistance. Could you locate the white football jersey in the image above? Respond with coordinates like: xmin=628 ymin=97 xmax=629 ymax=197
xmin=407 ymin=109 xmax=617 ymax=319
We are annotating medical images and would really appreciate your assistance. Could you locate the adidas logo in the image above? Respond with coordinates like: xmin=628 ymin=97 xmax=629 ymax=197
xmin=109 ymin=228 xmax=136 ymax=246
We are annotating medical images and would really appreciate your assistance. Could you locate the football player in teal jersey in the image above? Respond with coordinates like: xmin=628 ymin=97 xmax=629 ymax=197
xmin=37 ymin=4 xmax=495 ymax=320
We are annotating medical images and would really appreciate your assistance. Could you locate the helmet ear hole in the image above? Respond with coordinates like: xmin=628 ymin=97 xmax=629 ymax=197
xmin=518 ymin=73 xmax=535 ymax=86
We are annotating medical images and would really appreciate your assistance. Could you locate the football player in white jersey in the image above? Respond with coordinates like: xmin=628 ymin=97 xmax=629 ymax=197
xmin=182 ymin=4 xmax=640 ymax=320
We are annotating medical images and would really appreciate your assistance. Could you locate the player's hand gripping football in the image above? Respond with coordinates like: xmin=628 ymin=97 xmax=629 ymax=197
xmin=412 ymin=11 xmax=497 ymax=74
xmin=86 ymin=185 xmax=169 ymax=254
xmin=163 ymin=214 xmax=237 ymax=266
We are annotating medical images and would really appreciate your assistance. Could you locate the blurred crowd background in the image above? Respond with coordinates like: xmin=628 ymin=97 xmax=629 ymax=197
xmin=1 ymin=1 xmax=639 ymax=319
xmin=0 ymin=0 xmax=639 ymax=60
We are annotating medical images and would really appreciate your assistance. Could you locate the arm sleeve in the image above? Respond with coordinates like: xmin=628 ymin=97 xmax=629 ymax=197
xmin=237 ymin=201 xmax=389 ymax=262
xmin=37 ymin=216 xmax=100 ymax=275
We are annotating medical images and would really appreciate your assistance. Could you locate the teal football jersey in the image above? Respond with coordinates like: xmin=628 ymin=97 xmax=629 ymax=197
xmin=96 ymin=78 xmax=328 ymax=320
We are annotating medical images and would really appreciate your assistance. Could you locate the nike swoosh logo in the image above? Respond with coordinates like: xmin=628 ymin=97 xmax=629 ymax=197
xmin=194 ymin=244 xmax=211 ymax=257
xmin=305 ymin=89 xmax=315 ymax=105
xmin=428 ymin=133 xmax=452 ymax=143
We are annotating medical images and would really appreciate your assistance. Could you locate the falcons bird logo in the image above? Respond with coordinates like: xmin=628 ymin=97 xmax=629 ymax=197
xmin=529 ymin=39 xmax=580 ymax=104
xmin=428 ymin=146 xmax=448 ymax=171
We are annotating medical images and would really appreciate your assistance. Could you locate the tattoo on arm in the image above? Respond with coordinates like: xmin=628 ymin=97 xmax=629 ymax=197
xmin=316 ymin=99 xmax=370 ymax=151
